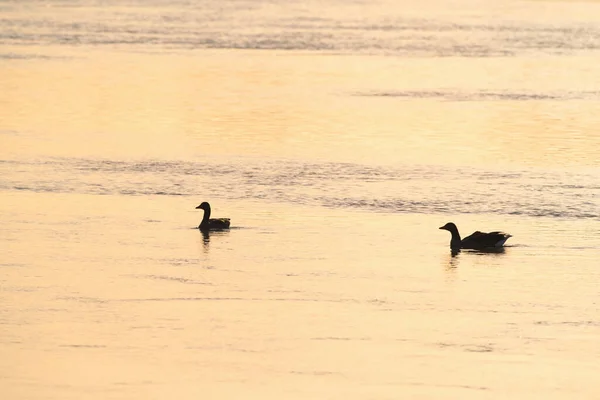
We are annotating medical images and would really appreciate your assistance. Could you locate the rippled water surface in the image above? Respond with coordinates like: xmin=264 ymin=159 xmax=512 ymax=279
xmin=2 ymin=0 xmax=600 ymax=399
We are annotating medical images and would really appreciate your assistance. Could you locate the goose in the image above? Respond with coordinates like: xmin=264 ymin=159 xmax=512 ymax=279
xmin=195 ymin=202 xmax=230 ymax=231
xmin=439 ymin=222 xmax=511 ymax=250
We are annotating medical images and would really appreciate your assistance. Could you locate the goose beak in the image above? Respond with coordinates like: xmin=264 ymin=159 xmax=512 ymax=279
xmin=195 ymin=205 xmax=201 ymax=209
xmin=439 ymin=226 xmax=446 ymax=230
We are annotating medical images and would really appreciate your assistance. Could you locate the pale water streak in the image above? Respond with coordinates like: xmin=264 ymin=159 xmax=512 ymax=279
xmin=1 ymin=158 xmax=598 ymax=220
xmin=1 ymin=0 xmax=600 ymax=399
xmin=2 ymin=0 xmax=600 ymax=56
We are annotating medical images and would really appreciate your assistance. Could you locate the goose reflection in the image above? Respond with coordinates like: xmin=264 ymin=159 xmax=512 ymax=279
xmin=444 ymin=245 xmax=507 ymax=270
xmin=197 ymin=228 xmax=231 ymax=253
xmin=451 ymin=246 xmax=507 ymax=256
xmin=445 ymin=250 xmax=460 ymax=270
xmin=201 ymin=229 xmax=210 ymax=248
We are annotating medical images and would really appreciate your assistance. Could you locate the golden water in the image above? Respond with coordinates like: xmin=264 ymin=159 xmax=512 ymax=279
xmin=1 ymin=0 xmax=600 ymax=398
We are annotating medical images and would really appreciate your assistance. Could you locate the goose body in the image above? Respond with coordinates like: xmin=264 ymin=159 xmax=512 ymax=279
xmin=439 ymin=222 xmax=511 ymax=250
xmin=196 ymin=202 xmax=230 ymax=231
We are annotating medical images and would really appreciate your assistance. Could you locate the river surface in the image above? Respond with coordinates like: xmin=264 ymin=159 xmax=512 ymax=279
xmin=1 ymin=0 xmax=600 ymax=398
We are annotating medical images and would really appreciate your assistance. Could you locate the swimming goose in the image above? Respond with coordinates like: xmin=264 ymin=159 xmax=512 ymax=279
xmin=195 ymin=202 xmax=231 ymax=231
xmin=439 ymin=222 xmax=511 ymax=250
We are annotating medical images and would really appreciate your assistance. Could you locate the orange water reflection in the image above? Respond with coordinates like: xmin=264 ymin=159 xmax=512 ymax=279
xmin=2 ymin=50 xmax=600 ymax=168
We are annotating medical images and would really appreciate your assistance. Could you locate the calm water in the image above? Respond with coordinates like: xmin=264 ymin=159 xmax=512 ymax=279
xmin=1 ymin=0 xmax=600 ymax=398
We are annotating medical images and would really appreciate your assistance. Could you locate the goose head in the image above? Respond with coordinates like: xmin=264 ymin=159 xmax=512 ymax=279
xmin=439 ymin=222 xmax=458 ymax=233
xmin=195 ymin=202 xmax=210 ymax=211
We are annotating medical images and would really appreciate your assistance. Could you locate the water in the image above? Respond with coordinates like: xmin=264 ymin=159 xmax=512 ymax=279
xmin=2 ymin=0 xmax=600 ymax=398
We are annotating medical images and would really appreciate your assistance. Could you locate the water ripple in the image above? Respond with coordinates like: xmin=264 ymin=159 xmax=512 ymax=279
xmin=2 ymin=157 xmax=598 ymax=221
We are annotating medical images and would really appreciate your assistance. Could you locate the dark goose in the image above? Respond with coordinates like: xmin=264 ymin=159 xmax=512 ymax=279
xmin=195 ymin=202 xmax=231 ymax=231
xmin=439 ymin=222 xmax=511 ymax=250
